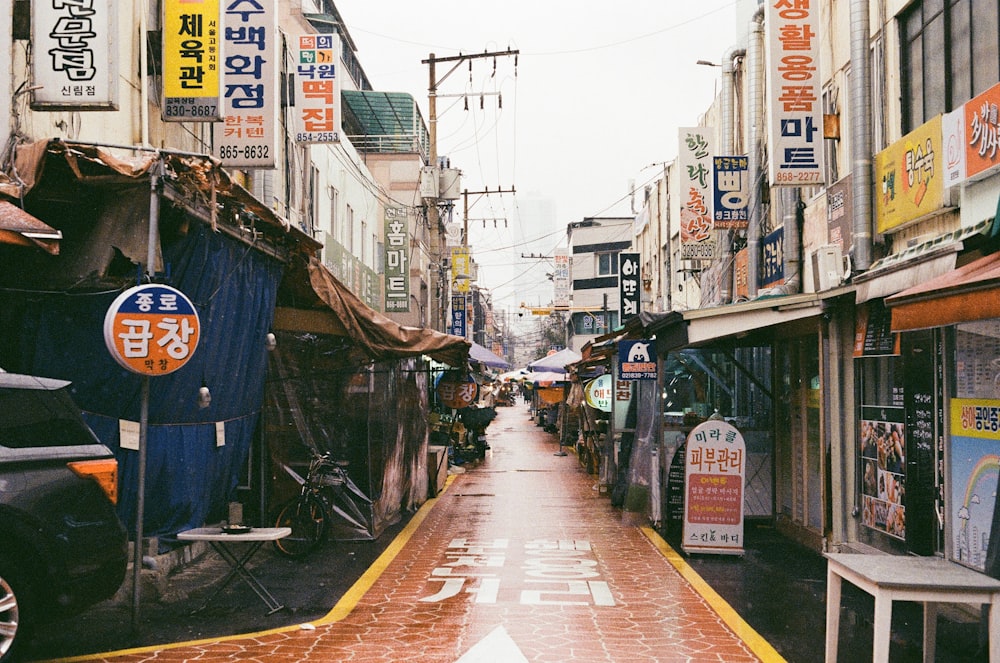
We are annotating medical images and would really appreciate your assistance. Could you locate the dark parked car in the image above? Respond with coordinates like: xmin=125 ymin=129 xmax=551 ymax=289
xmin=0 ymin=372 xmax=128 ymax=662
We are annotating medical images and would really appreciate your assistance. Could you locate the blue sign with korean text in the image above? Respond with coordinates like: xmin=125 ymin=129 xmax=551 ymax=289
xmin=618 ymin=339 xmax=657 ymax=380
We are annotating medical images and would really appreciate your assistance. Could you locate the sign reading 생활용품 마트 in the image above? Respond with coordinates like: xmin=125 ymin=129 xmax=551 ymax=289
xmin=682 ymin=419 xmax=746 ymax=556
xmin=103 ymin=284 xmax=200 ymax=376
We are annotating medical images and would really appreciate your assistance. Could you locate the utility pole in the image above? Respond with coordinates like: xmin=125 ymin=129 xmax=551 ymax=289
xmin=423 ymin=48 xmax=519 ymax=332
xmin=463 ymin=186 xmax=515 ymax=247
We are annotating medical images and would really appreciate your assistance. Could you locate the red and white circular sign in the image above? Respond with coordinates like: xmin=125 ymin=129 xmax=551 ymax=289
xmin=103 ymin=284 xmax=201 ymax=376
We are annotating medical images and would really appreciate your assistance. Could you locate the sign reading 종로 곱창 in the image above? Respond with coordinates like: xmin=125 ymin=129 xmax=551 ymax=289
xmin=437 ymin=372 xmax=478 ymax=409
xmin=103 ymin=284 xmax=201 ymax=376
xmin=682 ymin=419 xmax=746 ymax=556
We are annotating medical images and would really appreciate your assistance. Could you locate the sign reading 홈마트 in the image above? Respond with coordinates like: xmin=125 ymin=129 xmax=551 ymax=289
xmin=103 ymin=284 xmax=201 ymax=376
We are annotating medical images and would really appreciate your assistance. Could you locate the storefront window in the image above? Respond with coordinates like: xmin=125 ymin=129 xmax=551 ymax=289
xmin=948 ymin=319 xmax=1000 ymax=571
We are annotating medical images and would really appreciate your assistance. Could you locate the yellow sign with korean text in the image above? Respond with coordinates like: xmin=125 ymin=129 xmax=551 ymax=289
xmin=875 ymin=115 xmax=944 ymax=234
xmin=162 ymin=0 xmax=222 ymax=121
xmin=451 ymin=247 xmax=471 ymax=293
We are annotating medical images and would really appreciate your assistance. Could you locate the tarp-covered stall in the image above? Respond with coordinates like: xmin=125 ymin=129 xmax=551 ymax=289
xmin=0 ymin=139 xmax=316 ymax=541
xmin=269 ymin=256 xmax=469 ymax=539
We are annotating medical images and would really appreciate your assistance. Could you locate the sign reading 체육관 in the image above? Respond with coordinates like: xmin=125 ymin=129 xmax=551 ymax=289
xmin=682 ymin=419 xmax=746 ymax=556
xmin=103 ymin=284 xmax=201 ymax=376
xmin=162 ymin=0 xmax=223 ymax=122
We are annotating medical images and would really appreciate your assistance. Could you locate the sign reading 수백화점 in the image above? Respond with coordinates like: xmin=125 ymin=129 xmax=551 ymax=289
xmin=682 ymin=419 xmax=746 ymax=556
xmin=104 ymin=284 xmax=201 ymax=376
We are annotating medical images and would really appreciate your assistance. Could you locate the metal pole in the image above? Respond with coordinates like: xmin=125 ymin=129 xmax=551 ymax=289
xmin=131 ymin=375 xmax=149 ymax=632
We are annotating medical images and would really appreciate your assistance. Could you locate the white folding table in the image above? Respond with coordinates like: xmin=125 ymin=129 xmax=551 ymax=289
xmin=824 ymin=552 xmax=1000 ymax=663
xmin=177 ymin=526 xmax=291 ymax=615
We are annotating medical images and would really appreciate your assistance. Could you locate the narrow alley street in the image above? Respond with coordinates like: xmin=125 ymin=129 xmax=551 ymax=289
xmin=31 ymin=401 xmax=779 ymax=663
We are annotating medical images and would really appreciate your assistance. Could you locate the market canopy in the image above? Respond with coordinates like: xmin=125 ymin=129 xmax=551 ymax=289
xmin=469 ymin=342 xmax=509 ymax=369
xmin=526 ymin=371 xmax=569 ymax=385
xmin=528 ymin=347 xmax=581 ymax=373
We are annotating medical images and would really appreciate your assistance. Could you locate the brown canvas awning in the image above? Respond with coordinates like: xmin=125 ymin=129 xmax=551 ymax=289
xmin=0 ymin=201 xmax=61 ymax=254
xmin=886 ymin=251 xmax=1000 ymax=331
xmin=274 ymin=256 xmax=470 ymax=367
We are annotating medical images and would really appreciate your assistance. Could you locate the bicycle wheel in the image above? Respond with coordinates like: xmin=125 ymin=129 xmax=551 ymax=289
xmin=273 ymin=493 xmax=327 ymax=558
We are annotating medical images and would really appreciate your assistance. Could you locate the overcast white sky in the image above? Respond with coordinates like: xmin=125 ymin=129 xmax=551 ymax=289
xmin=335 ymin=0 xmax=745 ymax=314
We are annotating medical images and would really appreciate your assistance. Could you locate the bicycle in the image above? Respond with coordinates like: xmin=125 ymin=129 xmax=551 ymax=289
xmin=272 ymin=449 xmax=372 ymax=558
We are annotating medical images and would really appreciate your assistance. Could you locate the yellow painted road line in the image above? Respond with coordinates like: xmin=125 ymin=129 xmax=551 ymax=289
xmin=640 ymin=526 xmax=787 ymax=663
xmin=41 ymin=476 xmax=456 ymax=663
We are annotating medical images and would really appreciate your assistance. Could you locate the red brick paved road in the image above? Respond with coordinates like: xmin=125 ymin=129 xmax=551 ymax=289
xmin=51 ymin=404 xmax=783 ymax=663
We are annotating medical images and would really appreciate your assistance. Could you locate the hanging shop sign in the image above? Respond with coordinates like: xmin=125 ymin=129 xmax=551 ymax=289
xmin=451 ymin=247 xmax=471 ymax=293
xmin=450 ymin=295 xmax=467 ymax=338
xmin=162 ymin=0 xmax=223 ymax=121
xmin=712 ymin=156 xmax=749 ymax=229
xmin=584 ymin=375 xmax=612 ymax=413
xmin=293 ymin=34 xmax=340 ymax=143
xmin=437 ymin=372 xmax=478 ymax=409
xmin=384 ymin=206 xmax=410 ymax=312
xmin=31 ymin=0 xmax=118 ymax=109
xmin=103 ymin=284 xmax=201 ymax=376
xmin=760 ymin=226 xmax=784 ymax=290
xmin=678 ymin=128 xmax=715 ymax=261
xmin=618 ymin=340 xmax=657 ymax=381
xmin=553 ymin=248 xmax=570 ymax=309
xmin=765 ymin=0 xmax=825 ymax=186
xmin=213 ymin=0 xmax=277 ymax=168
xmin=682 ymin=419 xmax=746 ymax=556
xmin=963 ymin=81 xmax=1000 ymax=183
xmin=874 ymin=114 xmax=945 ymax=234
xmin=618 ymin=253 xmax=640 ymax=322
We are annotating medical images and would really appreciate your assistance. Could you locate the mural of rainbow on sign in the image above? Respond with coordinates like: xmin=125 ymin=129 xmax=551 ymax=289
xmin=950 ymin=398 xmax=1000 ymax=572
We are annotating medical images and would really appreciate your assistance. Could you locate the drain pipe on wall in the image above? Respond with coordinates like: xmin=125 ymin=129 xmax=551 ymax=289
xmin=849 ymin=0 xmax=874 ymax=271
xmin=746 ymin=4 xmax=765 ymax=299
xmin=717 ymin=45 xmax=746 ymax=305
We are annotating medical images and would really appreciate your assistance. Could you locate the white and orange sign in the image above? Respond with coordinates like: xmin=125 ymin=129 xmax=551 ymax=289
xmin=682 ymin=420 xmax=746 ymax=556
xmin=103 ymin=284 xmax=201 ymax=376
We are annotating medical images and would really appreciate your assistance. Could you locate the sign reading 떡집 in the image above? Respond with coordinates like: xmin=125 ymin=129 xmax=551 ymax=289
xmin=103 ymin=284 xmax=201 ymax=376
xmin=293 ymin=35 xmax=339 ymax=143
xmin=682 ymin=420 xmax=746 ymax=556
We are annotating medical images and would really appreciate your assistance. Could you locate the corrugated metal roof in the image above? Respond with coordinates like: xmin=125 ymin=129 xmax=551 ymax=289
xmin=342 ymin=91 xmax=429 ymax=156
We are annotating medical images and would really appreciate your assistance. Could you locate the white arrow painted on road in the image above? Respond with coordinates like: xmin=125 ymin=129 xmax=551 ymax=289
xmin=455 ymin=625 xmax=528 ymax=662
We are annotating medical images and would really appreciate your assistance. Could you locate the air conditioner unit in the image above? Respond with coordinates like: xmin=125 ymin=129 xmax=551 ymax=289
xmin=812 ymin=244 xmax=851 ymax=291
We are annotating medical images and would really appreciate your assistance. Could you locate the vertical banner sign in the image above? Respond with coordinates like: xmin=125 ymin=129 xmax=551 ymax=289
xmin=451 ymin=247 xmax=471 ymax=293
xmin=384 ymin=206 xmax=410 ymax=312
xmin=553 ymin=248 xmax=570 ymax=309
xmin=103 ymin=284 xmax=201 ymax=375
xmin=678 ymin=128 xmax=715 ymax=260
xmin=450 ymin=295 xmax=467 ymax=338
xmin=765 ymin=0 xmax=825 ymax=185
xmin=213 ymin=0 xmax=277 ymax=167
xmin=31 ymin=0 xmax=118 ymax=109
xmin=682 ymin=420 xmax=746 ymax=556
xmin=760 ymin=226 xmax=785 ymax=290
xmin=294 ymin=35 xmax=340 ymax=143
xmin=942 ymin=106 xmax=967 ymax=189
xmin=618 ymin=252 xmax=640 ymax=322
xmin=713 ymin=156 xmax=749 ymax=229
xmin=163 ymin=0 xmax=222 ymax=121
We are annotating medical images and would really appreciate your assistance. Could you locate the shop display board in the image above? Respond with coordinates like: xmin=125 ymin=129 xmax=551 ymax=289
xmin=682 ymin=420 xmax=746 ymax=556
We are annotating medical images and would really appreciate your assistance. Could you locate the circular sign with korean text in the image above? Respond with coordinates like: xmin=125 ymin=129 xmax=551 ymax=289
xmin=584 ymin=374 xmax=613 ymax=412
xmin=436 ymin=372 xmax=478 ymax=409
xmin=103 ymin=284 xmax=201 ymax=376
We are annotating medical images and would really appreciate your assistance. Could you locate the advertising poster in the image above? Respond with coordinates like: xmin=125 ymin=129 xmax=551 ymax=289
xmin=949 ymin=399 xmax=1000 ymax=572
xmin=859 ymin=406 xmax=906 ymax=540
xmin=682 ymin=420 xmax=746 ymax=555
